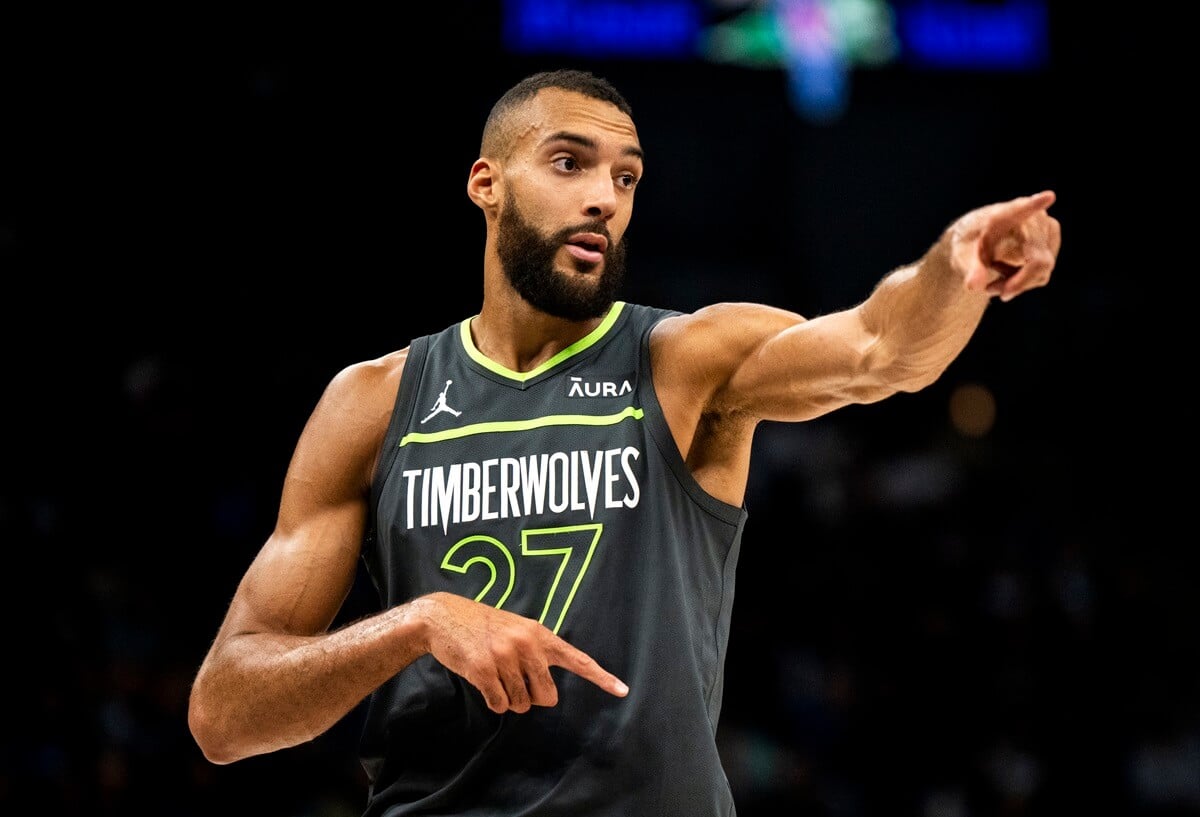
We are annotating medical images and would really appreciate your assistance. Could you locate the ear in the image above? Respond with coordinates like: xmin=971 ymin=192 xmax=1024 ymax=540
xmin=467 ymin=158 xmax=500 ymax=211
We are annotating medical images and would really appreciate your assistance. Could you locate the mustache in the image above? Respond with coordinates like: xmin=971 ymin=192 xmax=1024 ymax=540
xmin=554 ymin=221 xmax=613 ymax=243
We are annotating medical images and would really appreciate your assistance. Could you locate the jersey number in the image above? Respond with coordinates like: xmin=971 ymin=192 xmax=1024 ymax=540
xmin=439 ymin=523 xmax=602 ymax=634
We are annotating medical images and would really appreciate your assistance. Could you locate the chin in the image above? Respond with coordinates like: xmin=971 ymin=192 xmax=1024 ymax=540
xmin=565 ymin=260 xmax=602 ymax=277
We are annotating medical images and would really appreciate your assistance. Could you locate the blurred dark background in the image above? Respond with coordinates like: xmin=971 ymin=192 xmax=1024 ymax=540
xmin=1 ymin=2 xmax=1193 ymax=815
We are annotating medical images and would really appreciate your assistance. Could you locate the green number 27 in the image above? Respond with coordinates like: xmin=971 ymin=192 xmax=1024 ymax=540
xmin=439 ymin=523 xmax=602 ymax=635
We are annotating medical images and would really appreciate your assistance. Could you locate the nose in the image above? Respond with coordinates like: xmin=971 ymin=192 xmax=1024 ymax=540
xmin=582 ymin=171 xmax=618 ymax=221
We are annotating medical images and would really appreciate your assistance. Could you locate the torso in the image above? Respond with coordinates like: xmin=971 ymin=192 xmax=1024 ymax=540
xmin=358 ymin=301 xmax=747 ymax=816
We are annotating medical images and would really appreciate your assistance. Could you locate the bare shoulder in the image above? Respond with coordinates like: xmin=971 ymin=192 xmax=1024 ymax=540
xmin=646 ymin=302 xmax=808 ymax=430
xmin=651 ymin=302 xmax=807 ymax=376
xmin=322 ymin=347 xmax=411 ymax=412
xmin=298 ymin=347 xmax=412 ymax=489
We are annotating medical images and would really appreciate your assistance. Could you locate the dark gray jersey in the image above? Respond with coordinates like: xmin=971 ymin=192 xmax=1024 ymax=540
xmin=360 ymin=301 xmax=748 ymax=817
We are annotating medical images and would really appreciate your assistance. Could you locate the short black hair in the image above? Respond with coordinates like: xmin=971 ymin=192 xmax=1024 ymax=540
xmin=481 ymin=69 xmax=634 ymax=158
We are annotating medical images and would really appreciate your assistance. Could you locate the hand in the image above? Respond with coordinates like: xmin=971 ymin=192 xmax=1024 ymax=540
xmin=951 ymin=190 xmax=1061 ymax=302
xmin=413 ymin=591 xmax=629 ymax=714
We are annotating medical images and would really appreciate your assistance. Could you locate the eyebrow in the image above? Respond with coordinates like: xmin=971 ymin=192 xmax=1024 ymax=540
xmin=544 ymin=130 xmax=645 ymax=162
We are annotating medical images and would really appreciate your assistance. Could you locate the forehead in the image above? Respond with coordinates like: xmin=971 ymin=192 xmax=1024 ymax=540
xmin=513 ymin=88 xmax=641 ymax=156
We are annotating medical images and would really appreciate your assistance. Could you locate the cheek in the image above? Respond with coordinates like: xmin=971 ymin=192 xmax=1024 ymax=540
xmin=509 ymin=183 xmax=559 ymax=224
xmin=610 ymin=209 xmax=633 ymax=241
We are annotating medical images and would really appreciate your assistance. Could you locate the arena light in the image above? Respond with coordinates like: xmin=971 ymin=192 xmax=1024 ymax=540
xmin=502 ymin=0 xmax=1050 ymax=122
xmin=896 ymin=0 xmax=1049 ymax=70
xmin=502 ymin=0 xmax=701 ymax=57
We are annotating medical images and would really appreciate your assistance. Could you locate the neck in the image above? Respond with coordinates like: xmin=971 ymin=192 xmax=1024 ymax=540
xmin=471 ymin=289 xmax=611 ymax=373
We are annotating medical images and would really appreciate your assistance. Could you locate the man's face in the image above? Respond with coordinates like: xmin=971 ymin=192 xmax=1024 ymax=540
xmin=496 ymin=186 xmax=626 ymax=321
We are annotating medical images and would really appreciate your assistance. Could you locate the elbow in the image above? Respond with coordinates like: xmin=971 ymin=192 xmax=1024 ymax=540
xmin=859 ymin=343 xmax=947 ymax=399
xmin=188 ymin=686 xmax=243 ymax=765
xmin=890 ymin=361 xmax=947 ymax=394
xmin=880 ymin=364 xmax=947 ymax=397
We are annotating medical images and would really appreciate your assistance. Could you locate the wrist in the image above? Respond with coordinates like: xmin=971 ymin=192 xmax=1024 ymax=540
xmin=398 ymin=593 xmax=441 ymax=656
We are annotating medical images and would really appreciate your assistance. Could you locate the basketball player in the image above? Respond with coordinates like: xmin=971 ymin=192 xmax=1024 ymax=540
xmin=188 ymin=68 xmax=1061 ymax=815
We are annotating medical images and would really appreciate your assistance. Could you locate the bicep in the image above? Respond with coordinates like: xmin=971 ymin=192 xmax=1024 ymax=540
xmin=224 ymin=496 xmax=366 ymax=641
xmin=724 ymin=306 xmax=885 ymax=422
xmin=213 ymin=362 xmax=395 ymax=643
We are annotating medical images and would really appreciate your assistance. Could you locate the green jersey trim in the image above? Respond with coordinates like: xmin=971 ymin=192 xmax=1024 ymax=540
xmin=399 ymin=406 xmax=645 ymax=447
xmin=458 ymin=301 xmax=627 ymax=382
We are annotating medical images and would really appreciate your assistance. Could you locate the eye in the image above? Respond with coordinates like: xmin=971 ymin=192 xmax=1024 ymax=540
xmin=617 ymin=173 xmax=639 ymax=190
xmin=552 ymin=156 xmax=580 ymax=172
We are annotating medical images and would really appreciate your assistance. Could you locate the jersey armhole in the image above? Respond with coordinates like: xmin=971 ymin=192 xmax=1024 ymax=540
xmin=639 ymin=311 xmax=746 ymax=527
xmin=363 ymin=336 xmax=430 ymax=559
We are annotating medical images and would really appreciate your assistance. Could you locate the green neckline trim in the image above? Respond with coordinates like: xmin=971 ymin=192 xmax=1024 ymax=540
xmin=459 ymin=301 xmax=626 ymax=383
xmin=400 ymin=406 xmax=644 ymax=447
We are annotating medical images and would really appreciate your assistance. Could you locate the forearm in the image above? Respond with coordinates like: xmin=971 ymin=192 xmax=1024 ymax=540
xmin=188 ymin=602 xmax=427 ymax=764
xmin=860 ymin=230 xmax=991 ymax=392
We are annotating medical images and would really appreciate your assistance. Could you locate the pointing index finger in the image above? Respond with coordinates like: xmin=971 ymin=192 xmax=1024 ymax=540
xmin=997 ymin=190 xmax=1056 ymax=226
xmin=546 ymin=635 xmax=629 ymax=698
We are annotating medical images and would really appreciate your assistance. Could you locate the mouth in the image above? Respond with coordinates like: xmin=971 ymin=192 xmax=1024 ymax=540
xmin=565 ymin=232 xmax=608 ymax=264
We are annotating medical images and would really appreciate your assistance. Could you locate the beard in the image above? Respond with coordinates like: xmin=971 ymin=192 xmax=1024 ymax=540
xmin=495 ymin=191 xmax=626 ymax=321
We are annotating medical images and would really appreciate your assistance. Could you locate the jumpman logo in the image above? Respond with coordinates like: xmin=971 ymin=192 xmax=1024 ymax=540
xmin=421 ymin=380 xmax=462 ymax=424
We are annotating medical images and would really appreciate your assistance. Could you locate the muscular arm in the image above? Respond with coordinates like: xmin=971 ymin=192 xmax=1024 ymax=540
xmin=187 ymin=351 xmax=415 ymax=763
xmin=654 ymin=191 xmax=1061 ymax=503
xmin=189 ymin=350 xmax=628 ymax=764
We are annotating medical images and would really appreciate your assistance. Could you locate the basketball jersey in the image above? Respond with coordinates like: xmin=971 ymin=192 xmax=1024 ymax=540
xmin=359 ymin=301 xmax=748 ymax=817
